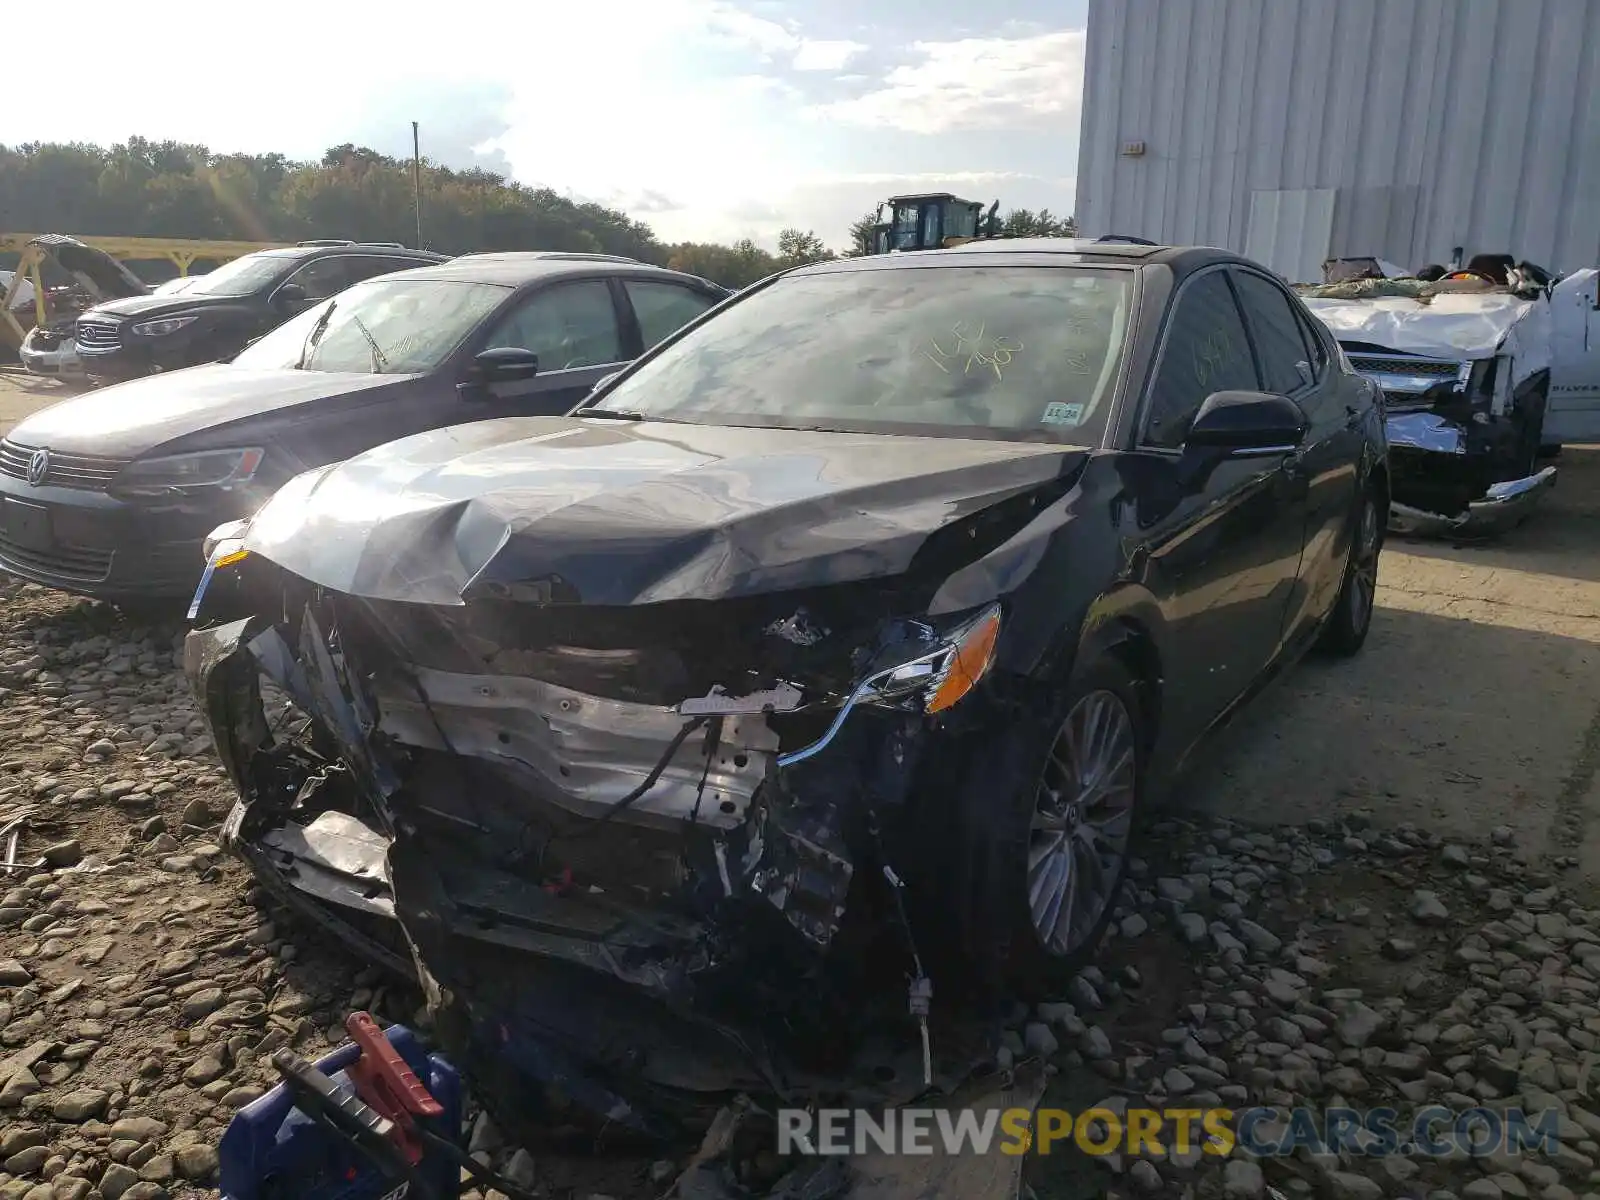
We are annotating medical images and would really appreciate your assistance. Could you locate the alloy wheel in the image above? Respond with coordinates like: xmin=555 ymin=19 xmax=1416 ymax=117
xmin=1027 ymin=689 xmax=1137 ymax=957
xmin=1350 ymin=499 xmax=1380 ymax=634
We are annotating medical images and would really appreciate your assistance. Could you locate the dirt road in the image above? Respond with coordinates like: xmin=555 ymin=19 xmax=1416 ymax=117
xmin=1185 ymin=445 xmax=1600 ymax=868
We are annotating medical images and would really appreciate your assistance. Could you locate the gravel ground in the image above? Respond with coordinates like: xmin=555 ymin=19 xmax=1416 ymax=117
xmin=2 ymin=374 xmax=1599 ymax=1200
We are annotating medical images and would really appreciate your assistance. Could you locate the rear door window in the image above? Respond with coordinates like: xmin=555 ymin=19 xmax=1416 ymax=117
xmin=625 ymin=281 xmax=717 ymax=350
xmin=1234 ymin=270 xmax=1315 ymax=394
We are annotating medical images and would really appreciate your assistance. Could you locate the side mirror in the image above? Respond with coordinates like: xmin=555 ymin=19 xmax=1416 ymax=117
xmin=471 ymin=346 xmax=540 ymax=383
xmin=273 ymin=283 xmax=310 ymax=313
xmin=1184 ymin=391 xmax=1307 ymax=452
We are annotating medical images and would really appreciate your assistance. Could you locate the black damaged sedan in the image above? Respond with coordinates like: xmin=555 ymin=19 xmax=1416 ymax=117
xmin=186 ymin=241 xmax=1388 ymax=1138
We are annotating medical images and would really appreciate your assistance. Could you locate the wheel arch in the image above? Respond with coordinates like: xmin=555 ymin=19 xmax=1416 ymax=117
xmin=1071 ymin=594 xmax=1166 ymax=754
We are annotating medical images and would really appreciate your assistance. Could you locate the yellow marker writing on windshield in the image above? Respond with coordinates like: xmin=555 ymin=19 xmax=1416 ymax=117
xmin=923 ymin=320 xmax=1024 ymax=381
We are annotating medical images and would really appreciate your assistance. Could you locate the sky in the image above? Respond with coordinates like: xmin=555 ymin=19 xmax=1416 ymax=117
xmin=7 ymin=0 xmax=1089 ymax=251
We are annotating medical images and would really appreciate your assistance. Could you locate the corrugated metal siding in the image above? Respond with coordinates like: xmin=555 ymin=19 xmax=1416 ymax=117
xmin=1077 ymin=0 xmax=1600 ymax=278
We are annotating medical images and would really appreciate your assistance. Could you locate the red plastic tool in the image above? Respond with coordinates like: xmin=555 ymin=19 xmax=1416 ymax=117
xmin=342 ymin=1011 xmax=444 ymax=1165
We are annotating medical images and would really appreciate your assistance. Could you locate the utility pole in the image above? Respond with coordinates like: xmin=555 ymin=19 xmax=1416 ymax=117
xmin=412 ymin=121 xmax=423 ymax=248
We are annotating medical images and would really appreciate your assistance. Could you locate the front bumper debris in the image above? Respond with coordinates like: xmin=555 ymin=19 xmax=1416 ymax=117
xmin=184 ymin=600 xmax=1006 ymax=1152
xmin=1383 ymin=410 xmax=1557 ymax=537
xmin=1389 ymin=465 xmax=1558 ymax=537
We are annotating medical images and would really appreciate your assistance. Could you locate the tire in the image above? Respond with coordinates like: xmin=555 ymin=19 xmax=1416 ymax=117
xmin=1318 ymin=487 xmax=1382 ymax=657
xmin=1513 ymin=385 xmax=1549 ymax=478
xmin=932 ymin=655 xmax=1148 ymax=1001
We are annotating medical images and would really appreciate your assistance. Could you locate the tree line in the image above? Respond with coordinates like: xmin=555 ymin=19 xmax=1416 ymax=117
xmin=0 ymin=139 xmax=1074 ymax=291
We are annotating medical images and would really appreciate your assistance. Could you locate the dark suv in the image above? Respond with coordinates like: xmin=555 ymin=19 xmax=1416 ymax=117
xmin=73 ymin=241 xmax=448 ymax=382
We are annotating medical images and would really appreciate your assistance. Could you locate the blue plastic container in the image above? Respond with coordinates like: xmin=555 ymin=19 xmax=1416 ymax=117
xmin=218 ymin=1025 xmax=462 ymax=1200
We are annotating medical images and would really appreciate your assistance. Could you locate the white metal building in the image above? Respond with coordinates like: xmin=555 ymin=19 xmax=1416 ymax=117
xmin=1074 ymin=0 xmax=1600 ymax=281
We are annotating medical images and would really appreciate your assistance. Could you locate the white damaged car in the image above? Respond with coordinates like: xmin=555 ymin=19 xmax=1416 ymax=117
xmin=1298 ymin=257 xmax=1600 ymax=536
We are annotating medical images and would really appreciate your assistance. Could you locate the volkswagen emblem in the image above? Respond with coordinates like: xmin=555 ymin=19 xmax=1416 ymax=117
xmin=25 ymin=449 xmax=50 ymax=487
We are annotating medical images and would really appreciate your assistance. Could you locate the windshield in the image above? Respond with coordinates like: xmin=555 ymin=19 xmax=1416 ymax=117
xmin=183 ymin=253 xmax=298 ymax=297
xmin=592 ymin=266 xmax=1134 ymax=441
xmin=232 ymin=278 xmax=510 ymax=374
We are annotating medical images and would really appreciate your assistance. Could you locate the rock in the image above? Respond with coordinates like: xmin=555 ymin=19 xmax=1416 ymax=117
xmin=0 ymin=1129 xmax=46 ymax=1157
xmin=1462 ymin=1180 xmax=1504 ymax=1199
xmin=1441 ymin=844 xmax=1471 ymax=867
xmin=1128 ymin=1159 xmax=1162 ymax=1193
xmin=0 ymin=1067 xmax=39 ymax=1106
xmin=504 ymin=1149 xmax=535 ymax=1188
xmin=1235 ymin=919 xmax=1282 ymax=955
xmin=109 ymin=1117 xmax=168 ymax=1143
xmin=221 ymin=1085 xmax=265 ymax=1107
xmin=1335 ymin=1002 xmax=1384 ymax=1049
xmin=40 ymin=840 xmax=81 ymax=868
xmin=1411 ymin=889 xmax=1450 ymax=924
xmin=1080 ymin=1026 xmax=1114 ymax=1060
xmin=1381 ymin=936 xmax=1418 ymax=960
xmin=182 ymin=1055 xmax=224 ymax=1086
xmin=1023 ymin=1022 xmax=1059 ymax=1057
xmin=1177 ymin=912 xmax=1208 ymax=944
xmin=180 ymin=798 xmax=213 ymax=827
xmin=173 ymin=1145 xmax=217 ymax=1182
xmin=137 ymin=1155 xmax=174 ymax=1183
xmin=179 ymin=989 xmax=223 ymax=1021
xmin=0 ymin=961 xmax=31 ymax=986
xmin=3 ymin=1145 xmax=49 ymax=1175
xmin=51 ymin=1088 xmax=108 ymax=1121
xmin=99 ymin=1163 xmax=140 ymax=1200
xmin=1222 ymin=1158 xmax=1265 ymax=1199
xmin=1325 ymin=1172 xmax=1383 ymax=1199
xmin=120 ymin=1184 xmax=169 ymax=1200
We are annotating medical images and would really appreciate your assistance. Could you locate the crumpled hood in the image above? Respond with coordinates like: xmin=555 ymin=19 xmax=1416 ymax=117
xmin=9 ymin=364 xmax=402 ymax=458
xmin=1302 ymin=291 xmax=1548 ymax=368
xmin=243 ymin=416 xmax=1088 ymax=606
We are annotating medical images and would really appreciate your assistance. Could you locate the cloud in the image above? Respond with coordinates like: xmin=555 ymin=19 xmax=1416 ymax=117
xmin=791 ymin=40 xmax=868 ymax=71
xmin=812 ymin=30 xmax=1085 ymax=134
xmin=800 ymin=169 xmax=1055 ymax=188
xmin=704 ymin=6 xmax=865 ymax=73
xmin=628 ymin=190 xmax=684 ymax=214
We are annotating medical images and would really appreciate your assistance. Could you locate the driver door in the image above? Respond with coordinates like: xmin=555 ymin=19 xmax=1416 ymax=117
xmin=1130 ymin=268 xmax=1311 ymax=751
xmin=466 ymin=279 xmax=631 ymax=417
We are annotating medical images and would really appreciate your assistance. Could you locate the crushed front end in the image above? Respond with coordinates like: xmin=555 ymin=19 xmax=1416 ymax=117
xmin=1352 ymin=350 xmax=1556 ymax=536
xmin=186 ymin=566 xmax=1020 ymax=1142
xmin=1300 ymin=277 xmax=1559 ymax=537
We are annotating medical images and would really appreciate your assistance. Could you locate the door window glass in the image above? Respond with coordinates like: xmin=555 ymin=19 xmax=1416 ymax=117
xmin=1143 ymin=272 xmax=1258 ymax=449
xmin=626 ymin=281 xmax=716 ymax=349
xmin=285 ymin=257 xmax=351 ymax=301
xmin=1235 ymin=271 xmax=1314 ymax=393
xmin=482 ymin=281 xmax=622 ymax=369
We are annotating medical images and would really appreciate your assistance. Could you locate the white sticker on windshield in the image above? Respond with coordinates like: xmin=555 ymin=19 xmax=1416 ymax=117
xmin=1041 ymin=402 xmax=1085 ymax=426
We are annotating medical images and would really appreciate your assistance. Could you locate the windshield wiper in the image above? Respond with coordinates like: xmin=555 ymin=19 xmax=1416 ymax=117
xmin=578 ymin=408 xmax=647 ymax=420
xmin=296 ymin=301 xmax=335 ymax=370
xmin=349 ymin=314 xmax=389 ymax=373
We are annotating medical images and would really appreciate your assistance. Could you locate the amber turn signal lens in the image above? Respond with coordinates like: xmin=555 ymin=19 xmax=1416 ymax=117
xmin=927 ymin=607 xmax=1002 ymax=714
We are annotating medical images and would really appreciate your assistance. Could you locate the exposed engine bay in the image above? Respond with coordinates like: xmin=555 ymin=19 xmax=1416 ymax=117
xmin=182 ymin=436 xmax=1073 ymax=1170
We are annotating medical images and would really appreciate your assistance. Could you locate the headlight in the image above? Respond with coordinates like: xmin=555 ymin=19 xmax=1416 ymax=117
xmin=111 ymin=447 xmax=265 ymax=497
xmin=775 ymin=604 xmax=1003 ymax=769
xmin=131 ymin=314 xmax=199 ymax=337
xmin=870 ymin=604 xmax=1003 ymax=713
xmin=203 ymin=519 xmax=251 ymax=562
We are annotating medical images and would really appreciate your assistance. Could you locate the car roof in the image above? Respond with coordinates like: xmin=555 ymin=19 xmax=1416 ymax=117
xmin=250 ymin=243 xmax=448 ymax=263
xmin=389 ymin=252 xmax=718 ymax=288
xmin=790 ymin=240 xmax=1242 ymax=276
